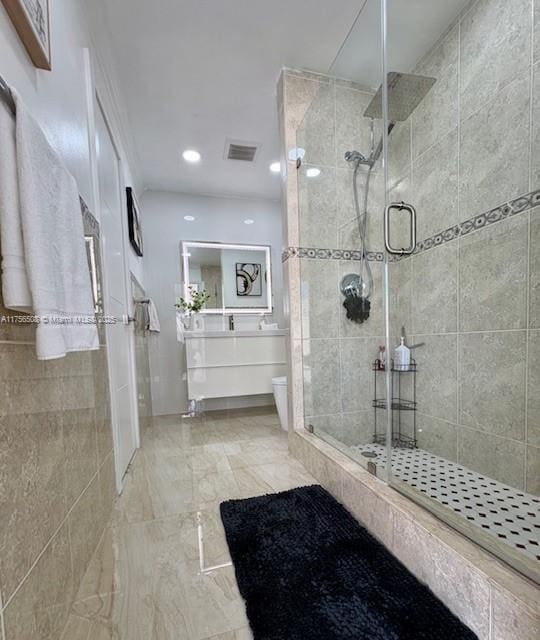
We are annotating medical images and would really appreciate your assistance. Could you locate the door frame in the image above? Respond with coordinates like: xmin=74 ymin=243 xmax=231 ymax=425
xmin=84 ymin=49 xmax=140 ymax=494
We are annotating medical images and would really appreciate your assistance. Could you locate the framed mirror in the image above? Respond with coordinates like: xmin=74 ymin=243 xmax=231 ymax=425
xmin=181 ymin=241 xmax=272 ymax=314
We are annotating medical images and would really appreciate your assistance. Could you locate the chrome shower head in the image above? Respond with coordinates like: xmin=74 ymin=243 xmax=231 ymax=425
xmin=364 ymin=71 xmax=436 ymax=122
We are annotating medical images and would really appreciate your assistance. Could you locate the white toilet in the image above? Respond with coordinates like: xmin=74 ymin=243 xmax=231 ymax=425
xmin=272 ymin=376 xmax=288 ymax=431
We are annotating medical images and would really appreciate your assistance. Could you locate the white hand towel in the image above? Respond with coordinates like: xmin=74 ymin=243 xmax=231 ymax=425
xmin=176 ymin=311 xmax=185 ymax=344
xmin=148 ymin=298 xmax=160 ymax=332
xmin=134 ymin=300 xmax=149 ymax=333
xmin=0 ymin=90 xmax=99 ymax=359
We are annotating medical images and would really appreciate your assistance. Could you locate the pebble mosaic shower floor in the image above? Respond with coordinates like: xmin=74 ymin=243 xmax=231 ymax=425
xmin=352 ymin=443 xmax=540 ymax=564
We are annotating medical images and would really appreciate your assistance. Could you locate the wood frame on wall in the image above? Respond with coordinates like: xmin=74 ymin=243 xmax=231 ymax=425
xmin=1 ymin=0 xmax=51 ymax=70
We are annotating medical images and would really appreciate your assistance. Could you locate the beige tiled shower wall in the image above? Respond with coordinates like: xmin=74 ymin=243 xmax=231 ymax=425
xmin=131 ymin=276 xmax=153 ymax=432
xmin=281 ymin=0 xmax=540 ymax=491
xmin=290 ymin=73 xmax=389 ymax=448
xmin=0 ymin=213 xmax=115 ymax=640
xmin=387 ymin=0 xmax=540 ymax=494
xmin=277 ymin=0 xmax=540 ymax=634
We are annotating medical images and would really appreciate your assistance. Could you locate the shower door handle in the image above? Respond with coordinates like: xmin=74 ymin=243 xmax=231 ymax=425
xmin=384 ymin=201 xmax=417 ymax=256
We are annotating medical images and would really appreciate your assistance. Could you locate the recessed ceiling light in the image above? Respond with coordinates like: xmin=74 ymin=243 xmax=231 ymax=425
xmin=184 ymin=215 xmax=195 ymax=221
xmin=288 ymin=147 xmax=305 ymax=161
xmin=182 ymin=149 xmax=201 ymax=163
xmin=244 ymin=219 xmax=254 ymax=225
xmin=269 ymin=162 xmax=281 ymax=173
xmin=306 ymin=167 xmax=321 ymax=178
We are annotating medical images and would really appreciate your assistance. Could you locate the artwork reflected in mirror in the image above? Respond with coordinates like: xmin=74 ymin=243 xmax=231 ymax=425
xmin=236 ymin=263 xmax=261 ymax=296
xmin=181 ymin=241 xmax=272 ymax=314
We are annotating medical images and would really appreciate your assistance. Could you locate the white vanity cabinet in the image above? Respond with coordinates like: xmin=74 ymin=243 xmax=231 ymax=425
xmin=185 ymin=330 xmax=287 ymax=400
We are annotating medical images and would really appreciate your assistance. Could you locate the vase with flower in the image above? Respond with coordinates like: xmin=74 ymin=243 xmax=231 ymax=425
xmin=175 ymin=286 xmax=210 ymax=331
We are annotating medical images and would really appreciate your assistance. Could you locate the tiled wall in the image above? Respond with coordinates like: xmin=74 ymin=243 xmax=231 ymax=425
xmin=131 ymin=276 xmax=153 ymax=432
xmin=293 ymin=76 xmax=388 ymax=447
xmin=284 ymin=0 xmax=540 ymax=494
xmin=0 ymin=209 xmax=115 ymax=640
xmin=277 ymin=0 xmax=540 ymax=635
xmin=387 ymin=0 xmax=540 ymax=494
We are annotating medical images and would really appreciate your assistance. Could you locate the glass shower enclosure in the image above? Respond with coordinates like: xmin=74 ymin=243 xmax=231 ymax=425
xmin=296 ymin=0 xmax=539 ymax=584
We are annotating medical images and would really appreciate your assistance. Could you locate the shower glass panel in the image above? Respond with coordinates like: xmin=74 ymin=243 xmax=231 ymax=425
xmin=383 ymin=0 xmax=539 ymax=583
xmin=296 ymin=0 xmax=390 ymax=474
xmin=297 ymin=0 xmax=539 ymax=584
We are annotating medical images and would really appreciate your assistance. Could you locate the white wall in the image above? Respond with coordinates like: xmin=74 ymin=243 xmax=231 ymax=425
xmin=0 ymin=0 xmax=144 ymax=285
xmin=141 ymin=190 xmax=283 ymax=415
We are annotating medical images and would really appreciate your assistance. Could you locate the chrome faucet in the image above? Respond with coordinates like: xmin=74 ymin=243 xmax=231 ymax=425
xmin=228 ymin=315 xmax=234 ymax=331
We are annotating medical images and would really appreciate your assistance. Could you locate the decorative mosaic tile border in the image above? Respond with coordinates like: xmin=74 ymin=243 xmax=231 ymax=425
xmin=282 ymin=247 xmax=384 ymax=262
xmin=283 ymin=188 xmax=540 ymax=262
xmin=414 ymin=188 xmax=540 ymax=255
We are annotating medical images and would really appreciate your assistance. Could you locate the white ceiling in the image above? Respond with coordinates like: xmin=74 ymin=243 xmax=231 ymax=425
xmin=101 ymin=0 xmax=362 ymax=201
xmin=330 ymin=0 xmax=471 ymax=87
xmin=102 ymin=0 xmax=469 ymax=201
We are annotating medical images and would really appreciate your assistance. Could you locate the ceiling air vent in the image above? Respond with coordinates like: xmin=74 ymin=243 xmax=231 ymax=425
xmin=224 ymin=139 xmax=260 ymax=162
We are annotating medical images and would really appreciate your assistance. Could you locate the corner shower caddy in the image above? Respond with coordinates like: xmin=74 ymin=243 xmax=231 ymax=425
xmin=372 ymin=359 xmax=417 ymax=448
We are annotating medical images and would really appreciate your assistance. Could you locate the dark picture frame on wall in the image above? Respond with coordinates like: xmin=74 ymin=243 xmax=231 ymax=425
xmin=126 ymin=187 xmax=143 ymax=257
xmin=1 ymin=0 xmax=51 ymax=70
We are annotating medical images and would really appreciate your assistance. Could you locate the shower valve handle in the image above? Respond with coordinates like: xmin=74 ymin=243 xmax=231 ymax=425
xmin=384 ymin=201 xmax=417 ymax=256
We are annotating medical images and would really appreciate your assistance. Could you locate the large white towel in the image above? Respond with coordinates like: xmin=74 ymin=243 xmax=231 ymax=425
xmin=0 ymin=90 xmax=99 ymax=359
xmin=148 ymin=298 xmax=160 ymax=332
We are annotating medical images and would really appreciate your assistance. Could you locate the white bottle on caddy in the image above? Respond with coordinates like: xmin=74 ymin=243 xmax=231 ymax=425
xmin=394 ymin=337 xmax=410 ymax=371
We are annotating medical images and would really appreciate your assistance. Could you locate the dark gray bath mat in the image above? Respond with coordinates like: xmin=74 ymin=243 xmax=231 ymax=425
xmin=220 ymin=484 xmax=478 ymax=640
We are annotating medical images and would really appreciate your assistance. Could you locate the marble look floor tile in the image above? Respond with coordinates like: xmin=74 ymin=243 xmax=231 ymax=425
xmin=244 ymin=460 xmax=316 ymax=493
xmin=114 ymin=451 xmax=194 ymax=524
xmin=60 ymin=409 xmax=312 ymax=639
xmin=224 ymin=436 xmax=288 ymax=469
xmin=75 ymin=527 xmax=118 ymax=601
xmin=193 ymin=470 xmax=243 ymax=506
xmin=189 ymin=445 xmax=232 ymax=474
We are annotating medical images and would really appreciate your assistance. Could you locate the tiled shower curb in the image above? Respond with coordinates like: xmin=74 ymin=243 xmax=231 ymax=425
xmin=290 ymin=429 xmax=540 ymax=640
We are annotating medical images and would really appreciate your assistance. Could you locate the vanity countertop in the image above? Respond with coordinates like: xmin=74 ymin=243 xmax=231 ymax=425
xmin=184 ymin=329 xmax=288 ymax=338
